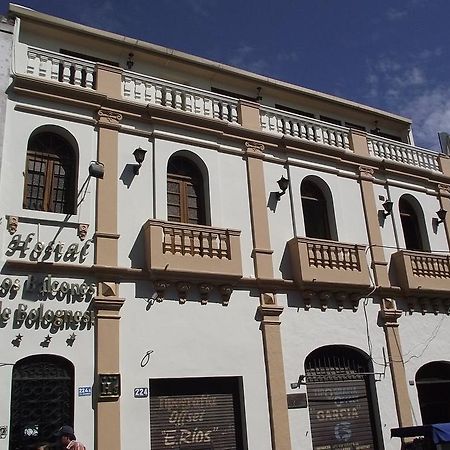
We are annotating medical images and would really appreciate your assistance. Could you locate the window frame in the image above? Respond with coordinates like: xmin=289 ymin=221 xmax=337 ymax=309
xmin=23 ymin=131 xmax=78 ymax=215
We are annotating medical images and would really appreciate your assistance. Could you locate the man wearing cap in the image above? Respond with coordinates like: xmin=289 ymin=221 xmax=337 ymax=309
xmin=55 ymin=425 xmax=86 ymax=450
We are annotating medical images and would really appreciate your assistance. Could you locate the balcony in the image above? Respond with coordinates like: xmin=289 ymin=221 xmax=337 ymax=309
xmin=287 ymin=237 xmax=371 ymax=288
xmin=391 ymin=250 xmax=450 ymax=292
xmin=17 ymin=45 xmax=445 ymax=174
xmin=143 ymin=220 xmax=242 ymax=281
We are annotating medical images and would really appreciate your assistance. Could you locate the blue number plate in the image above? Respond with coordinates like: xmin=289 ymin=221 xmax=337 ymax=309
xmin=134 ymin=387 xmax=148 ymax=398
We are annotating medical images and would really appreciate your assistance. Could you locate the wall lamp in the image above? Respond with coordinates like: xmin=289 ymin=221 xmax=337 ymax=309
xmin=436 ymin=208 xmax=447 ymax=224
xmin=88 ymin=161 xmax=104 ymax=179
xmin=276 ymin=176 xmax=289 ymax=200
xmin=133 ymin=147 xmax=147 ymax=175
xmin=381 ymin=200 xmax=393 ymax=218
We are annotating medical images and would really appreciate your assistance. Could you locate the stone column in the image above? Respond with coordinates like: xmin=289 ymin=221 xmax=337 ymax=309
xmin=94 ymin=64 xmax=124 ymax=450
xmin=379 ymin=299 xmax=413 ymax=429
xmin=242 ymin=128 xmax=291 ymax=449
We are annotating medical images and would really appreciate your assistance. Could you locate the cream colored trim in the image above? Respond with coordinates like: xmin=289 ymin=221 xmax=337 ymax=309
xmin=15 ymin=103 xmax=96 ymax=125
xmin=258 ymin=304 xmax=292 ymax=450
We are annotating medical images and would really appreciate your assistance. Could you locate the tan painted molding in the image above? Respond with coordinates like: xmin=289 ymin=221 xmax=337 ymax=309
xmin=97 ymin=108 xmax=123 ymax=127
xmin=358 ymin=165 xmax=375 ymax=180
xmin=350 ymin=130 xmax=370 ymax=157
xmin=95 ymin=231 xmax=121 ymax=239
xmin=244 ymin=140 xmax=265 ymax=157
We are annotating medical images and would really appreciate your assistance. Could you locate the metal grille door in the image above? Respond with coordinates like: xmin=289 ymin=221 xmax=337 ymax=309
xmin=9 ymin=355 xmax=74 ymax=450
xmin=305 ymin=346 xmax=378 ymax=450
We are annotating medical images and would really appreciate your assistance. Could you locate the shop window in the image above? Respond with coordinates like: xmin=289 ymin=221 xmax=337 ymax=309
xmin=305 ymin=346 xmax=381 ymax=449
xmin=399 ymin=195 xmax=428 ymax=251
xmin=301 ymin=178 xmax=336 ymax=240
xmin=23 ymin=132 xmax=77 ymax=214
xmin=416 ymin=361 xmax=450 ymax=424
xmin=9 ymin=355 xmax=74 ymax=450
xmin=149 ymin=377 xmax=246 ymax=449
xmin=167 ymin=155 xmax=207 ymax=225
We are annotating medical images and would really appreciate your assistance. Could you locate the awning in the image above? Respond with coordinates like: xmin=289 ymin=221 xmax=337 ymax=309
xmin=391 ymin=423 xmax=450 ymax=444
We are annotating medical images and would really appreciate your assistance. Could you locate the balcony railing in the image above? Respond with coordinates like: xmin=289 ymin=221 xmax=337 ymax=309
xmin=143 ymin=220 xmax=242 ymax=279
xmin=367 ymin=135 xmax=440 ymax=171
xmin=122 ymin=71 xmax=239 ymax=124
xmin=260 ymin=106 xmax=351 ymax=150
xmin=17 ymin=46 xmax=445 ymax=174
xmin=391 ymin=250 xmax=450 ymax=292
xmin=288 ymin=237 xmax=370 ymax=288
xmin=25 ymin=46 xmax=96 ymax=89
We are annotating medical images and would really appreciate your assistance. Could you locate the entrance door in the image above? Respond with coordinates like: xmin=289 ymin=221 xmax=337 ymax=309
xmin=9 ymin=355 xmax=74 ymax=450
xmin=305 ymin=346 xmax=380 ymax=450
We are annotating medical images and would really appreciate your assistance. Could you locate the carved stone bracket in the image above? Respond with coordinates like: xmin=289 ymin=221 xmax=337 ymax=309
xmin=335 ymin=292 xmax=347 ymax=312
xmin=97 ymin=109 xmax=123 ymax=125
xmin=220 ymin=285 xmax=233 ymax=306
xmin=176 ymin=281 xmax=190 ymax=304
xmin=379 ymin=298 xmax=402 ymax=326
xmin=154 ymin=280 xmax=169 ymax=302
xmin=199 ymin=283 xmax=212 ymax=305
xmin=438 ymin=183 xmax=450 ymax=198
xmin=6 ymin=216 xmax=18 ymax=235
xmin=78 ymin=223 xmax=89 ymax=241
xmin=98 ymin=282 xmax=117 ymax=297
xmin=303 ymin=290 xmax=315 ymax=310
xmin=320 ymin=292 xmax=330 ymax=311
xmin=358 ymin=166 xmax=375 ymax=181
xmin=244 ymin=141 xmax=265 ymax=157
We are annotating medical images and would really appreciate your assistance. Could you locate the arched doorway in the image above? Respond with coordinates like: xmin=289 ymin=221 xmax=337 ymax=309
xmin=416 ymin=361 xmax=450 ymax=424
xmin=305 ymin=346 xmax=381 ymax=449
xmin=9 ymin=355 xmax=74 ymax=450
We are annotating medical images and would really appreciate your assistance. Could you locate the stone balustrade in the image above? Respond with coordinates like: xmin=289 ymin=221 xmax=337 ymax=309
xmin=143 ymin=220 xmax=242 ymax=280
xmin=288 ymin=237 xmax=370 ymax=288
xmin=367 ymin=135 xmax=440 ymax=171
xmin=26 ymin=46 xmax=95 ymax=89
xmin=122 ymin=72 xmax=239 ymax=124
xmin=392 ymin=250 xmax=450 ymax=292
xmin=260 ymin=106 xmax=351 ymax=150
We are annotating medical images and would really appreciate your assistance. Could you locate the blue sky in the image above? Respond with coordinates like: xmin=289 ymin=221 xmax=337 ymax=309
xmin=2 ymin=0 xmax=449 ymax=149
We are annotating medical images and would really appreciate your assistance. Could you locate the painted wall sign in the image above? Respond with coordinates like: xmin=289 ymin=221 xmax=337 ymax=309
xmin=6 ymin=233 xmax=93 ymax=264
xmin=78 ymin=387 xmax=92 ymax=397
xmin=0 ymin=276 xmax=96 ymax=302
xmin=0 ymin=301 xmax=94 ymax=330
xmin=134 ymin=387 xmax=149 ymax=398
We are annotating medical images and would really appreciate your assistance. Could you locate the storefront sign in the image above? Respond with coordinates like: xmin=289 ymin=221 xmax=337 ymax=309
xmin=6 ymin=233 xmax=93 ymax=264
xmin=78 ymin=387 xmax=92 ymax=397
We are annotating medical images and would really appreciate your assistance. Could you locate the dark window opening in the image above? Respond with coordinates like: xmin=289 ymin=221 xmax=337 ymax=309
xmin=23 ymin=132 xmax=77 ymax=214
xmin=275 ymin=104 xmax=315 ymax=118
xmin=60 ymin=49 xmax=119 ymax=67
xmin=370 ymin=128 xmax=403 ymax=142
xmin=301 ymin=180 xmax=332 ymax=240
xmin=167 ymin=156 xmax=206 ymax=225
xmin=320 ymin=115 xmax=342 ymax=126
xmin=9 ymin=355 xmax=74 ymax=450
xmin=345 ymin=122 xmax=366 ymax=131
xmin=416 ymin=362 xmax=450 ymax=425
xmin=211 ymin=87 xmax=255 ymax=102
xmin=399 ymin=197 xmax=426 ymax=251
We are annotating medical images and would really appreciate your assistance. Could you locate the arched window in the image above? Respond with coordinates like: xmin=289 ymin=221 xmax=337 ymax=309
xmin=167 ymin=155 xmax=207 ymax=225
xmin=9 ymin=355 xmax=74 ymax=450
xmin=23 ymin=132 xmax=77 ymax=214
xmin=305 ymin=346 xmax=381 ymax=449
xmin=416 ymin=361 xmax=450 ymax=424
xmin=301 ymin=178 xmax=336 ymax=240
xmin=399 ymin=195 xmax=428 ymax=251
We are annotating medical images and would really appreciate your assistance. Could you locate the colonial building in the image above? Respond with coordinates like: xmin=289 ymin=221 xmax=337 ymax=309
xmin=1 ymin=4 xmax=450 ymax=450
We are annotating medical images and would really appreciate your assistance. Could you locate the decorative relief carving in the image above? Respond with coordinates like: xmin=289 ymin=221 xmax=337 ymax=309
xmin=176 ymin=281 xmax=190 ymax=304
xmin=78 ymin=223 xmax=89 ymax=241
xmin=97 ymin=109 xmax=123 ymax=124
xmin=358 ymin=166 xmax=374 ymax=180
xmin=154 ymin=280 xmax=169 ymax=302
xmin=98 ymin=374 xmax=121 ymax=400
xmin=6 ymin=216 xmax=18 ymax=235
xmin=319 ymin=292 xmax=331 ymax=311
xmin=244 ymin=141 xmax=265 ymax=156
xmin=199 ymin=283 xmax=212 ymax=305
xmin=220 ymin=285 xmax=233 ymax=306
xmin=303 ymin=290 xmax=315 ymax=310
xmin=335 ymin=292 xmax=347 ymax=312
xmin=99 ymin=282 xmax=117 ymax=297
xmin=262 ymin=293 xmax=276 ymax=305
xmin=438 ymin=184 xmax=450 ymax=198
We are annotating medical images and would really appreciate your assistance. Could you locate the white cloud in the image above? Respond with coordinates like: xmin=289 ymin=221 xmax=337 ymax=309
xmin=229 ymin=45 xmax=268 ymax=74
xmin=386 ymin=8 xmax=407 ymax=21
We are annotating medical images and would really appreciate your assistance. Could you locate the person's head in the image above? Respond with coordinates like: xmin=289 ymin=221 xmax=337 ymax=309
xmin=55 ymin=425 xmax=76 ymax=446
